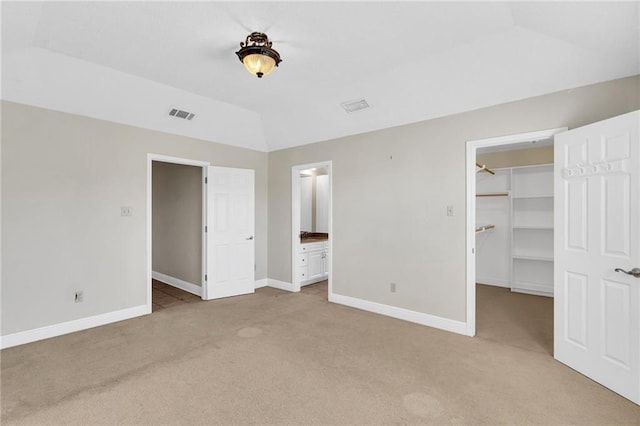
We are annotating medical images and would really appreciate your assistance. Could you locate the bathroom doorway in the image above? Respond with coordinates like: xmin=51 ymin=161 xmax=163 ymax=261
xmin=291 ymin=161 xmax=332 ymax=299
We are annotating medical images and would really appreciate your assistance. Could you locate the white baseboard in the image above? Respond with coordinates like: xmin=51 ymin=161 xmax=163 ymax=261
xmin=254 ymin=278 xmax=268 ymax=289
xmin=328 ymin=292 xmax=467 ymax=336
xmin=152 ymin=271 xmax=202 ymax=297
xmin=0 ymin=304 xmax=150 ymax=349
xmin=476 ymin=277 xmax=510 ymax=288
xmin=267 ymin=279 xmax=297 ymax=292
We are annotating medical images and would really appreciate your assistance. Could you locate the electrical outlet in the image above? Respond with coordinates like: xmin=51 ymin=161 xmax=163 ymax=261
xmin=390 ymin=282 xmax=397 ymax=293
xmin=447 ymin=205 xmax=454 ymax=216
xmin=75 ymin=291 xmax=83 ymax=303
xmin=121 ymin=206 xmax=133 ymax=216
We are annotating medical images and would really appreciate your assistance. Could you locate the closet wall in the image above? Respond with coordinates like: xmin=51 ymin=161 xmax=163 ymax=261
xmin=476 ymin=169 xmax=511 ymax=287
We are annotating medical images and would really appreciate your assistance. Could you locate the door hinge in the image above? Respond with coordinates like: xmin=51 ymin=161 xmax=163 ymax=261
xmin=205 ymin=226 xmax=208 ymax=232
xmin=205 ymin=177 xmax=208 ymax=184
xmin=205 ymin=274 xmax=207 ymax=281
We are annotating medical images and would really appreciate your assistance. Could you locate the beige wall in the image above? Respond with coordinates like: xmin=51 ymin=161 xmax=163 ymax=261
xmin=477 ymin=145 xmax=554 ymax=169
xmin=268 ymin=75 xmax=639 ymax=322
xmin=152 ymin=162 xmax=202 ymax=285
xmin=1 ymin=101 xmax=268 ymax=335
xmin=2 ymin=75 xmax=639 ymax=337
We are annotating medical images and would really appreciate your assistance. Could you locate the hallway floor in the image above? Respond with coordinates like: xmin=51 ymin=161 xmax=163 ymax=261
xmin=152 ymin=279 xmax=201 ymax=312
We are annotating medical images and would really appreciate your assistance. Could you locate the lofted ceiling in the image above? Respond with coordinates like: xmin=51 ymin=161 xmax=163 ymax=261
xmin=2 ymin=2 xmax=639 ymax=152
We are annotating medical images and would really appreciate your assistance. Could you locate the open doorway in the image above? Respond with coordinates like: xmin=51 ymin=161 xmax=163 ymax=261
xmin=146 ymin=155 xmax=256 ymax=310
xmin=151 ymin=160 xmax=205 ymax=311
xmin=466 ymin=128 xmax=565 ymax=353
xmin=291 ymin=161 xmax=332 ymax=300
xmin=146 ymin=154 xmax=209 ymax=312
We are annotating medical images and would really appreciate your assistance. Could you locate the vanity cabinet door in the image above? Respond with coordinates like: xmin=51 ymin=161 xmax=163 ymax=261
xmin=308 ymin=249 xmax=324 ymax=281
xmin=322 ymin=242 xmax=329 ymax=277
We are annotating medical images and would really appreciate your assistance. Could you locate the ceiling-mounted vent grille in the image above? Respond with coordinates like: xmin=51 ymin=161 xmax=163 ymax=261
xmin=340 ymin=98 xmax=370 ymax=113
xmin=169 ymin=108 xmax=195 ymax=120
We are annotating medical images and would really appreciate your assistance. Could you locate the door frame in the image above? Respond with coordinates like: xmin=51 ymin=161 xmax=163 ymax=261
xmin=291 ymin=161 xmax=333 ymax=294
xmin=146 ymin=153 xmax=210 ymax=309
xmin=465 ymin=128 xmax=566 ymax=337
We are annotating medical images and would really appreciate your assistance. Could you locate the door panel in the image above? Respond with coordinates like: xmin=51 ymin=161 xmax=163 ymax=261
xmin=565 ymin=271 xmax=588 ymax=348
xmin=205 ymin=166 xmax=255 ymax=300
xmin=602 ymin=279 xmax=631 ymax=367
xmin=555 ymin=110 xmax=639 ymax=405
xmin=602 ymin=174 xmax=629 ymax=257
xmin=308 ymin=250 xmax=324 ymax=280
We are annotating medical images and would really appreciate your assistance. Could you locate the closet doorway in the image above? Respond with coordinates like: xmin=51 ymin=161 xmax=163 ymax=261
xmin=148 ymin=155 xmax=208 ymax=311
xmin=146 ymin=154 xmax=256 ymax=310
xmin=465 ymin=128 xmax=565 ymax=353
xmin=291 ymin=161 xmax=332 ymax=299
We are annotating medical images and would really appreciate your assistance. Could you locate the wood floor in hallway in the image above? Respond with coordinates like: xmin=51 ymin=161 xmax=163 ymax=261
xmin=152 ymin=279 xmax=201 ymax=311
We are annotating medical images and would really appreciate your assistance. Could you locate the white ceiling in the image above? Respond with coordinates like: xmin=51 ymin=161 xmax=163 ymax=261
xmin=2 ymin=2 xmax=639 ymax=152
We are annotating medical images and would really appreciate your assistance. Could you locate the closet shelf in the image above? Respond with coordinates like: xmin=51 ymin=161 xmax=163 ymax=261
xmin=512 ymin=254 xmax=554 ymax=262
xmin=475 ymin=224 xmax=496 ymax=233
xmin=512 ymin=195 xmax=554 ymax=199
xmin=513 ymin=226 xmax=554 ymax=230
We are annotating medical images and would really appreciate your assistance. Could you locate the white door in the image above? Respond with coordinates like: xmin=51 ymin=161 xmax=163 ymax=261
xmin=205 ymin=166 xmax=255 ymax=300
xmin=554 ymin=110 xmax=639 ymax=405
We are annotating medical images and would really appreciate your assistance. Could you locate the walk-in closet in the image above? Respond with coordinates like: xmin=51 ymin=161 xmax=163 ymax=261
xmin=474 ymin=140 xmax=555 ymax=353
xmin=476 ymin=162 xmax=554 ymax=296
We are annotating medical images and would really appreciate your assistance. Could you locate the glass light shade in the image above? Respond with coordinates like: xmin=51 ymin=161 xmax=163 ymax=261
xmin=242 ymin=53 xmax=276 ymax=77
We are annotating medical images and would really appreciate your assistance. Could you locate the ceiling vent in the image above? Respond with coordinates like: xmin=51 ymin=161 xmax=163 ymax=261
xmin=340 ymin=98 xmax=370 ymax=113
xmin=169 ymin=108 xmax=195 ymax=120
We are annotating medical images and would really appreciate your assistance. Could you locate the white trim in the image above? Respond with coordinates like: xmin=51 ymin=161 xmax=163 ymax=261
xmin=147 ymin=153 xmax=210 ymax=309
xmin=468 ymin=128 xmax=566 ymax=148
xmin=267 ymin=279 xmax=296 ymax=292
xmin=255 ymin=278 xmax=268 ymax=289
xmin=465 ymin=127 xmax=567 ymax=338
xmin=148 ymin=154 xmax=211 ymax=168
xmin=329 ymin=293 xmax=467 ymax=335
xmin=202 ymin=167 xmax=208 ymax=299
xmin=152 ymin=271 xmax=202 ymax=297
xmin=0 ymin=305 xmax=150 ymax=349
xmin=476 ymin=277 xmax=511 ymax=288
xmin=291 ymin=161 xmax=333 ymax=295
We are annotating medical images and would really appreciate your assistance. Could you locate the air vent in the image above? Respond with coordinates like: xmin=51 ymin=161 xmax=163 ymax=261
xmin=340 ymin=98 xmax=370 ymax=113
xmin=169 ymin=108 xmax=195 ymax=120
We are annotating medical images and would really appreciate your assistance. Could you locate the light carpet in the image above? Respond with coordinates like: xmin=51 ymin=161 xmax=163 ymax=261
xmin=1 ymin=285 xmax=638 ymax=424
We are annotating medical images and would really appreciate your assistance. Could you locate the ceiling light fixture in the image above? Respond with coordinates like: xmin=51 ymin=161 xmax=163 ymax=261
xmin=235 ymin=32 xmax=282 ymax=78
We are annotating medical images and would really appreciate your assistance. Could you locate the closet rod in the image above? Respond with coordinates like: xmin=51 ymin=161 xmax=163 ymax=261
xmin=476 ymin=162 xmax=495 ymax=175
xmin=475 ymin=224 xmax=496 ymax=233
xmin=476 ymin=192 xmax=509 ymax=197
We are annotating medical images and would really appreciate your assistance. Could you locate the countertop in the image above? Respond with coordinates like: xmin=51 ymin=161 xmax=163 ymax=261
xmin=300 ymin=237 xmax=329 ymax=243
xmin=300 ymin=232 xmax=329 ymax=244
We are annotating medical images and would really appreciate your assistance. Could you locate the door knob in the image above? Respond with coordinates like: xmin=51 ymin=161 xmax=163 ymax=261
xmin=614 ymin=267 xmax=640 ymax=278
xmin=246 ymin=236 xmax=254 ymax=240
